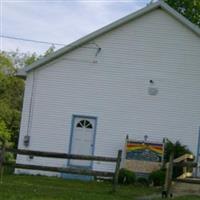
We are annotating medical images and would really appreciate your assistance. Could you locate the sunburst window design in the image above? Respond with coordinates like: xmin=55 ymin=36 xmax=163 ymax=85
xmin=76 ymin=120 xmax=93 ymax=129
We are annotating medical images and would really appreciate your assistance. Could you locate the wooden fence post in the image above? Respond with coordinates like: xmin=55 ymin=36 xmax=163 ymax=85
xmin=112 ymin=150 xmax=122 ymax=192
xmin=1 ymin=148 xmax=123 ymax=189
xmin=164 ymin=152 xmax=174 ymax=197
xmin=0 ymin=146 xmax=5 ymax=184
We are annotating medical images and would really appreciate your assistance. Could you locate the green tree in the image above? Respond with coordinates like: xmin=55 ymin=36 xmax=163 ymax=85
xmin=0 ymin=46 xmax=55 ymax=148
xmin=44 ymin=45 xmax=55 ymax=57
xmin=165 ymin=0 xmax=200 ymax=27
xmin=164 ymin=139 xmax=191 ymax=178
xmin=0 ymin=120 xmax=11 ymax=147
xmin=24 ymin=53 xmax=38 ymax=66
xmin=0 ymin=53 xmax=15 ymax=75
xmin=164 ymin=140 xmax=191 ymax=162
xmin=6 ymin=50 xmax=39 ymax=69
xmin=0 ymin=53 xmax=24 ymax=148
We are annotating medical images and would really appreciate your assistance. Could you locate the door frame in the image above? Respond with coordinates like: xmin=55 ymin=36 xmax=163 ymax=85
xmin=67 ymin=114 xmax=98 ymax=169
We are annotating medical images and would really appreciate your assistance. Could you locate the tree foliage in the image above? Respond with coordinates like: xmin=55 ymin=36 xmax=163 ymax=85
xmin=164 ymin=139 xmax=191 ymax=178
xmin=0 ymin=120 xmax=11 ymax=146
xmin=44 ymin=45 xmax=55 ymax=57
xmin=0 ymin=47 xmax=55 ymax=149
xmin=0 ymin=52 xmax=25 ymax=148
xmin=165 ymin=0 xmax=200 ymax=27
xmin=164 ymin=139 xmax=191 ymax=162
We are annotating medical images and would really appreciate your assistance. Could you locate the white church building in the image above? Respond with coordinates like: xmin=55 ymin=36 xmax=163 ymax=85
xmin=17 ymin=1 xmax=200 ymax=176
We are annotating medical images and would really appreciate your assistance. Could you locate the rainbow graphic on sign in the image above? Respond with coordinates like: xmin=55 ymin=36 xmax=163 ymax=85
xmin=126 ymin=141 xmax=164 ymax=162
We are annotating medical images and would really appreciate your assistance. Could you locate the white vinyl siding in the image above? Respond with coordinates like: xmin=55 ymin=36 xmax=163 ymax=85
xmin=17 ymin=9 xmax=200 ymax=175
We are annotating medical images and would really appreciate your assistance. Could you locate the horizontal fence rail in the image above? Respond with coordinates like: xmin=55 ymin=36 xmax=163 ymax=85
xmin=4 ymin=162 xmax=115 ymax=177
xmin=0 ymin=148 xmax=122 ymax=192
xmin=1 ymin=149 xmax=118 ymax=162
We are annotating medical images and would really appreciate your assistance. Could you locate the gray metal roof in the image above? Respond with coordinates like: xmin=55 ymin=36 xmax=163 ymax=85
xmin=17 ymin=0 xmax=200 ymax=77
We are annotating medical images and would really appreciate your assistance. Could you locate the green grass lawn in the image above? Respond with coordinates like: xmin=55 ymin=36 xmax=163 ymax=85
xmin=167 ymin=197 xmax=200 ymax=200
xmin=0 ymin=174 xmax=199 ymax=200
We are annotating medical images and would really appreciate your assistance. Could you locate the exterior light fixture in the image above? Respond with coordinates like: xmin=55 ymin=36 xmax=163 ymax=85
xmin=148 ymin=80 xmax=159 ymax=96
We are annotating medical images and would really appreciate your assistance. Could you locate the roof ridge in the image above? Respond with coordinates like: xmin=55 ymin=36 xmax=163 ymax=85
xmin=17 ymin=0 xmax=200 ymax=77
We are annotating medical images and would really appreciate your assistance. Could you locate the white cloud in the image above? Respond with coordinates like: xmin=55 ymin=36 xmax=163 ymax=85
xmin=1 ymin=0 xmax=150 ymax=54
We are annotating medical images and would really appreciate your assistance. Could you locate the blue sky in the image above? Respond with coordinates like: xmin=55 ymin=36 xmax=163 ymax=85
xmin=1 ymin=0 xmax=151 ymax=55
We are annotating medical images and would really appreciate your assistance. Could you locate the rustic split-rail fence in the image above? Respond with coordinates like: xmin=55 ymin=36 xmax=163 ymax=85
xmin=1 ymin=145 xmax=199 ymax=197
xmin=0 ymin=147 xmax=122 ymax=192
xmin=163 ymin=152 xmax=198 ymax=198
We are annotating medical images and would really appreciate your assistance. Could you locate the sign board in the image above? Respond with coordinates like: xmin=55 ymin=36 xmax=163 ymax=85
xmin=126 ymin=141 xmax=163 ymax=162
xmin=124 ymin=139 xmax=164 ymax=174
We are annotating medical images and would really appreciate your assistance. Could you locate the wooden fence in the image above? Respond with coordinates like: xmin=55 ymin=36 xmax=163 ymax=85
xmin=163 ymin=153 xmax=197 ymax=198
xmin=0 ymin=148 xmax=122 ymax=192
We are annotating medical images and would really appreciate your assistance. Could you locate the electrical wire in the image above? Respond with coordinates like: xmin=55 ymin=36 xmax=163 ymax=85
xmin=0 ymin=34 xmax=65 ymax=46
xmin=0 ymin=34 xmax=100 ymax=50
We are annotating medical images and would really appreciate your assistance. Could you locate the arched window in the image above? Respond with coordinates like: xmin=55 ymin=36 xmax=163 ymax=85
xmin=76 ymin=120 xmax=93 ymax=129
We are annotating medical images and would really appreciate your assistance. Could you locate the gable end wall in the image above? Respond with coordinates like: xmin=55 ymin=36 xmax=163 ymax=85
xmin=17 ymin=9 xmax=200 ymax=174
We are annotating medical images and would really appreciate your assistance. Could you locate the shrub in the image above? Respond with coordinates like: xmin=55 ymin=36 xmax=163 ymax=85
xmin=149 ymin=169 xmax=165 ymax=186
xmin=164 ymin=140 xmax=191 ymax=162
xmin=4 ymin=166 xmax=14 ymax=175
xmin=164 ymin=139 xmax=192 ymax=178
xmin=136 ymin=177 xmax=150 ymax=186
xmin=118 ymin=168 xmax=136 ymax=185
